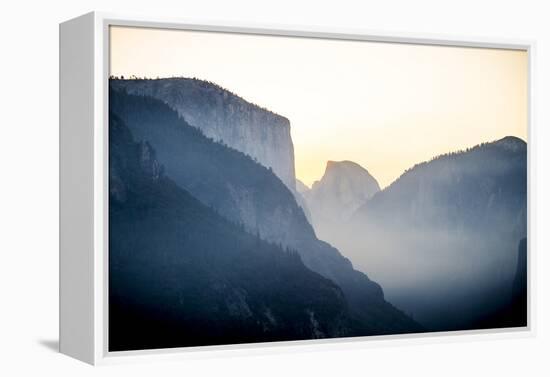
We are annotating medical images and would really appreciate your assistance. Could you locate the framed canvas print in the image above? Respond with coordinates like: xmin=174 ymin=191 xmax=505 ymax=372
xmin=59 ymin=12 xmax=534 ymax=365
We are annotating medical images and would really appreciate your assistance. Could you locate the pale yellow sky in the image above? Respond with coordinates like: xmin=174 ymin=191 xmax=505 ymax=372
xmin=110 ymin=26 xmax=528 ymax=188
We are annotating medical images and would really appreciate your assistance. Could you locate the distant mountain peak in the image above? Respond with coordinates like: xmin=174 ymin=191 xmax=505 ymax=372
xmin=327 ymin=160 xmax=361 ymax=167
xmin=314 ymin=160 xmax=380 ymax=192
xmin=324 ymin=160 xmax=374 ymax=175
xmin=305 ymin=160 xmax=381 ymax=226
xmin=493 ymin=136 xmax=527 ymax=152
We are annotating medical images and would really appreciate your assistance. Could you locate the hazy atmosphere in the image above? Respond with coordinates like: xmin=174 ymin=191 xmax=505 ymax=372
xmin=110 ymin=26 xmax=527 ymax=188
xmin=108 ymin=25 xmax=528 ymax=350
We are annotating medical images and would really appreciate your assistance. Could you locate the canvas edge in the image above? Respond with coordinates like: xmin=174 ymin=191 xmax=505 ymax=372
xmin=58 ymin=10 xmax=537 ymax=366
xmin=59 ymin=11 xmax=97 ymax=365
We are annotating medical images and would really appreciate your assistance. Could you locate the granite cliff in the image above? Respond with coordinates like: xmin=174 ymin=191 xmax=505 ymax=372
xmin=110 ymin=78 xmax=296 ymax=191
xmin=305 ymin=160 xmax=380 ymax=229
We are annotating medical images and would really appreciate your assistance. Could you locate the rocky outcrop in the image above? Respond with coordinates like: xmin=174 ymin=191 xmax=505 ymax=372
xmin=305 ymin=160 xmax=380 ymax=229
xmin=110 ymin=78 xmax=296 ymax=191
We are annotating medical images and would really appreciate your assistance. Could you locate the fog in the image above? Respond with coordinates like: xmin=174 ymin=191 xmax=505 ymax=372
xmin=318 ymin=221 xmax=522 ymax=329
xmin=305 ymin=140 xmax=527 ymax=330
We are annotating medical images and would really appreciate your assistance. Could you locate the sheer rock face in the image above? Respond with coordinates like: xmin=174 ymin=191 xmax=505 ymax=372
xmin=110 ymin=78 xmax=296 ymax=192
xmin=305 ymin=160 xmax=381 ymax=228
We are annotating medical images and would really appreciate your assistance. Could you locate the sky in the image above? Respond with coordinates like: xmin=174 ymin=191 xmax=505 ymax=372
xmin=110 ymin=26 xmax=528 ymax=188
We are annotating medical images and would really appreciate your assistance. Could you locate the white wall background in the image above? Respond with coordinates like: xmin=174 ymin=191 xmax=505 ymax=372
xmin=0 ymin=0 xmax=548 ymax=375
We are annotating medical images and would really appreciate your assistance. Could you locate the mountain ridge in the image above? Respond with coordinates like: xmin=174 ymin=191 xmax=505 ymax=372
xmin=109 ymin=114 xmax=356 ymax=350
xmin=368 ymin=135 xmax=527 ymax=201
xmin=109 ymin=85 xmax=423 ymax=336
xmin=110 ymin=77 xmax=296 ymax=191
xmin=337 ymin=136 xmax=528 ymax=330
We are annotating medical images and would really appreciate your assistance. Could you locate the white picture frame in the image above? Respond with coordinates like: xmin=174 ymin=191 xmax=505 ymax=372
xmin=59 ymin=11 xmax=536 ymax=365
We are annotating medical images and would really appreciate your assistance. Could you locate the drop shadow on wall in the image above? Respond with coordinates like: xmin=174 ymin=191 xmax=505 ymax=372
xmin=38 ymin=339 xmax=59 ymax=353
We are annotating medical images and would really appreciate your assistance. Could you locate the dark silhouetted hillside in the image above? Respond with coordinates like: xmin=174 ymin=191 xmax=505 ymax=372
xmin=109 ymin=115 xmax=353 ymax=351
xmin=109 ymin=86 xmax=422 ymax=337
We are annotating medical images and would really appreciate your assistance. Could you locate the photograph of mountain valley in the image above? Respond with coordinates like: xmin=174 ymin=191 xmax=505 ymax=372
xmin=108 ymin=26 xmax=528 ymax=352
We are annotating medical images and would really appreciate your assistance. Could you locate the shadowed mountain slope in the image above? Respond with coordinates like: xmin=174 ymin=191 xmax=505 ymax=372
xmin=109 ymin=114 xmax=353 ymax=350
xmin=109 ymin=86 xmax=422 ymax=336
xmin=334 ymin=137 xmax=527 ymax=330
